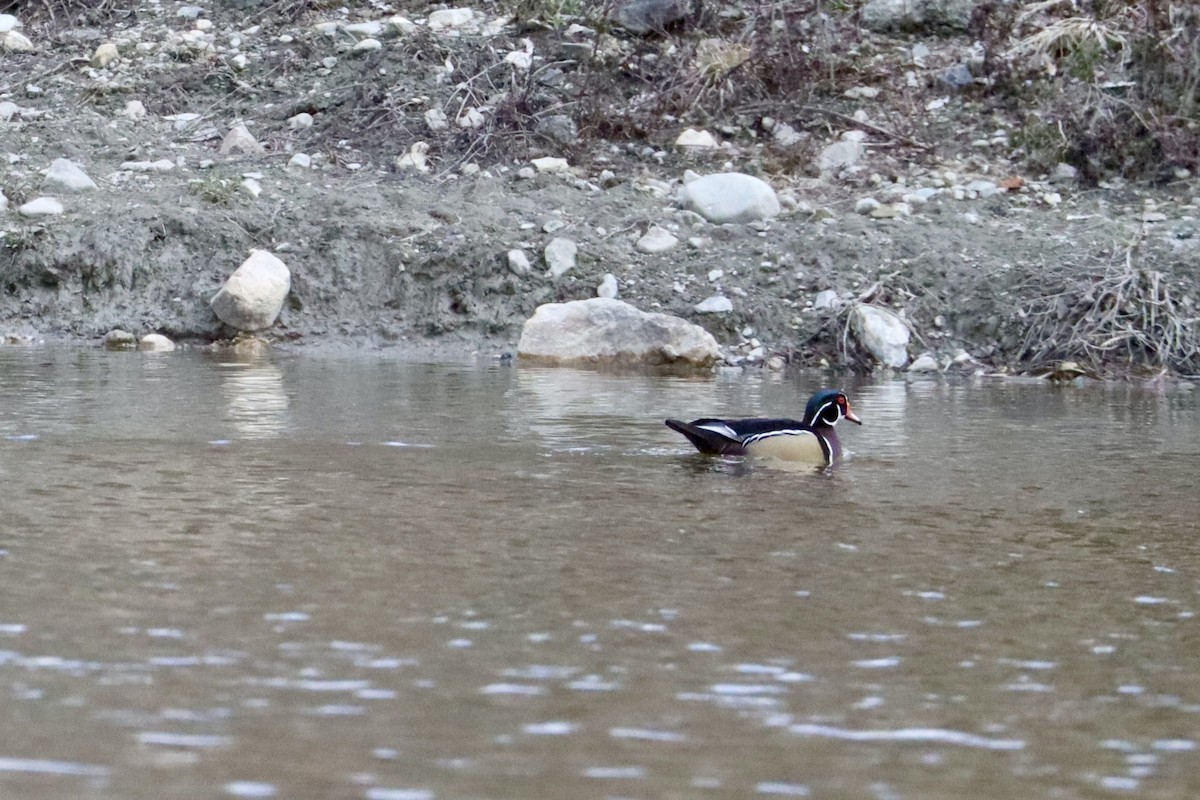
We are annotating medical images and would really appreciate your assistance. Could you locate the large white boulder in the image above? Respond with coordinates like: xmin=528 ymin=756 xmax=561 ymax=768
xmin=210 ymin=250 xmax=291 ymax=331
xmin=678 ymin=172 xmax=780 ymax=224
xmin=518 ymin=298 xmax=720 ymax=368
xmin=851 ymin=304 xmax=910 ymax=368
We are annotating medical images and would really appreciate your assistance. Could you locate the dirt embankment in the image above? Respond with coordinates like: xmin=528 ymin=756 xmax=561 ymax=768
xmin=1 ymin=0 xmax=1198 ymax=377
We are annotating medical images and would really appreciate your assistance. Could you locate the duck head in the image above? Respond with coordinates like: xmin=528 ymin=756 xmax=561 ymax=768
xmin=804 ymin=389 xmax=862 ymax=428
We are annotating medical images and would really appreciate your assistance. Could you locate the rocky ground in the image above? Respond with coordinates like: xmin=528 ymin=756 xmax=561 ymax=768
xmin=1 ymin=0 xmax=1198 ymax=377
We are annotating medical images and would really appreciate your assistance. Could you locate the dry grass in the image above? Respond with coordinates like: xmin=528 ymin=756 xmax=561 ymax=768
xmin=1014 ymin=239 xmax=1200 ymax=377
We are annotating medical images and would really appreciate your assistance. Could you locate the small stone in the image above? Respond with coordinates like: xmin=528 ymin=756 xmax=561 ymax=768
xmin=388 ymin=15 xmax=417 ymax=35
xmin=0 ymin=14 xmax=20 ymax=32
xmin=766 ymin=355 xmax=786 ymax=371
xmin=695 ymin=295 xmax=733 ymax=314
xmin=636 ymin=226 xmax=678 ymax=254
xmin=1050 ymin=163 xmax=1078 ymax=183
xmin=542 ymin=218 xmax=565 ymax=234
xmin=675 ymin=128 xmax=718 ymax=150
xmin=535 ymin=115 xmax=577 ymax=145
xmin=18 ymin=197 xmax=64 ymax=217
xmin=287 ymin=112 xmax=313 ymax=130
xmin=176 ymin=5 xmax=204 ymax=19
xmin=1 ymin=30 xmax=33 ymax=52
xmin=353 ymin=38 xmax=382 ymax=53
xmin=532 ymin=157 xmax=569 ymax=173
xmin=678 ymin=173 xmax=780 ymax=224
xmin=851 ymin=304 xmax=910 ymax=368
xmin=855 ymin=197 xmax=881 ymax=215
xmin=457 ymin=108 xmax=485 ymax=129
xmin=395 ymin=142 xmax=430 ymax=173
xmin=817 ymin=139 xmax=865 ymax=172
xmin=938 ymin=63 xmax=974 ymax=90
xmin=844 ymin=86 xmax=880 ymax=99
xmin=121 ymin=159 xmax=175 ymax=172
xmin=138 ymin=333 xmax=176 ymax=352
xmin=517 ymin=167 xmax=536 ymax=180
xmin=965 ymin=179 xmax=999 ymax=198
xmin=0 ymin=101 xmax=21 ymax=121
xmin=219 ymin=123 xmax=265 ymax=156
xmin=241 ymin=178 xmax=262 ymax=198
xmin=544 ymin=237 xmax=577 ymax=278
xmin=707 ymin=269 xmax=724 ymax=282
xmin=507 ymin=249 xmax=531 ymax=276
xmin=597 ymin=273 xmax=619 ymax=299
xmin=344 ymin=21 xmax=385 ymax=37
xmin=124 ymin=100 xmax=147 ymax=120
xmin=907 ymin=353 xmax=939 ymax=372
xmin=424 ymin=108 xmax=448 ymax=131
xmin=869 ymin=204 xmax=898 ymax=219
xmin=91 ymin=42 xmax=119 ymax=68
xmin=44 ymin=158 xmax=97 ymax=191
xmin=813 ymin=289 xmax=840 ymax=310
xmin=427 ymin=8 xmax=474 ymax=30
xmin=103 ymin=330 xmax=137 ymax=350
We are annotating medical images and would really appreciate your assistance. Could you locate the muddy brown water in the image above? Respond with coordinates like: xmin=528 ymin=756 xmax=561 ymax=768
xmin=0 ymin=347 xmax=1198 ymax=799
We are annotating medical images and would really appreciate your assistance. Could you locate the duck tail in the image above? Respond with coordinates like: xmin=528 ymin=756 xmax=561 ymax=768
xmin=665 ymin=419 xmax=746 ymax=456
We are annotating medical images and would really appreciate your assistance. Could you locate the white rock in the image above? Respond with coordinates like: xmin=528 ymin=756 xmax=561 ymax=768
xmin=230 ymin=53 xmax=249 ymax=71
xmin=771 ymin=122 xmax=803 ymax=147
xmin=121 ymin=159 xmax=175 ymax=172
xmin=428 ymin=8 xmax=475 ymax=30
xmin=138 ymin=333 xmax=176 ymax=352
xmin=507 ymin=249 xmax=531 ymax=276
xmin=1 ymin=30 xmax=33 ymax=52
xmin=517 ymin=298 xmax=721 ymax=367
xmin=707 ymin=269 xmax=723 ymax=282
xmin=424 ymin=108 xmax=448 ymax=131
xmin=288 ymin=112 xmax=313 ymax=130
xmin=0 ymin=14 xmax=20 ymax=32
xmin=395 ymin=142 xmax=429 ymax=173
xmin=44 ymin=158 xmax=97 ymax=191
xmin=965 ymin=179 xmax=999 ymax=198
xmin=851 ymin=304 xmax=910 ymax=368
xmin=287 ymin=153 xmax=312 ymax=169
xmin=678 ymin=173 xmax=781 ymax=224
xmin=345 ymin=21 xmax=385 ymax=37
xmin=675 ymin=128 xmax=718 ymax=150
xmin=210 ymin=250 xmax=291 ymax=331
xmin=457 ymin=107 xmax=485 ymax=128
xmin=813 ymin=289 xmax=840 ymax=310
xmin=695 ymin=295 xmax=733 ymax=314
xmin=1050 ymin=162 xmax=1078 ymax=183
xmin=907 ymin=353 xmax=939 ymax=372
xmin=817 ymin=139 xmax=865 ymax=172
xmin=312 ymin=21 xmax=341 ymax=35
xmin=241 ymin=178 xmax=262 ymax=198
xmin=505 ymin=49 xmax=532 ymax=70
xmin=0 ymin=190 xmax=7 ymax=211
xmin=388 ymin=15 xmax=417 ymax=35
xmin=124 ymin=100 xmax=147 ymax=120
xmin=855 ymin=197 xmax=881 ymax=215
xmin=636 ymin=226 xmax=678 ymax=254
xmin=18 ymin=197 xmax=64 ymax=217
xmin=353 ymin=38 xmax=382 ymax=53
xmin=532 ymin=157 xmax=569 ymax=173
xmin=544 ymin=238 xmax=577 ymax=277
xmin=597 ymin=273 xmax=619 ymax=299
xmin=219 ymin=123 xmax=265 ymax=156
xmin=0 ymin=100 xmax=21 ymax=121
xmin=177 ymin=5 xmax=204 ymax=18
xmin=91 ymin=42 xmax=119 ymax=68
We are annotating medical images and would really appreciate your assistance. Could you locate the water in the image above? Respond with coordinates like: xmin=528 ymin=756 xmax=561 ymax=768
xmin=1 ymin=347 xmax=1198 ymax=799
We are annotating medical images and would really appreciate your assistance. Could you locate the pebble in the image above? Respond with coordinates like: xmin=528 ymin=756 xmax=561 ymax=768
xmin=507 ymin=249 xmax=531 ymax=276
xmin=241 ymin=178 xmax=262 ymax=198
xmin=124 ymin=100 xmax=147 ymax=120
xmin=965 ymin=179 xmax=999 ymax=198
xmin=907 ymin=353 xmax=939 ymax=372
xmin=344 ymin=21 xmax=385 ymax=37
xmin=219 ymin=123 xmax=264 ymax=156
xmin=18 ymin=197 xmax=64 ymax=217
xmin=287 ymin=112 xmax=313 ymax=129
xmin=91 ymin=42 xmax=119 ymax=68
xmin=1 ymin=30 xmax=33 ymax=52
xmin=138 ymin=333 xmax=176 ymax=352
xmin=544 ymin=238 xmax=577 ymax=278
xmin=675 ymin=128 xmax=718 ymax=150
xmin=636 ymin=226 xmax=678 ymax=254
xmin=813 ymin=289 xmax=840 ymax=310
xmin=707 ymin=269 xmax=724 ymax=282
xmin=103 ymin=329 xmax=137 ymax=350
xmin=678 ymin=173 xmax=781 ymax=224
xmin=424 ymin=108 xmax=448 ymax=131
xmin=0 ymin=14 xmax=20 ymax=32
xmin=532 ymin=157 xmax=569 ymax=174
xmin=121 ymin=159 xmax=175 ymax=172
xmin=597 ymin=273 xmax=618 ymax=299
xmin=428 ymin=8 xmax=475 ymax=30
xmin=695 ymin=295 xmax=733 ymax=314
xmin=855 ymin=197 xmax=881 ymax=215
xmin=353 ymin=38 xmax=382 ymax=53
xmin=44 ymin=158 xmax=97 ymax=191
xmin=817 ymin=139 xmax=865 ymax=173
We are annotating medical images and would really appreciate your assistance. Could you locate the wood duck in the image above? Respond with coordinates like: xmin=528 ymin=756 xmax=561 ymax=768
xmin=665 ymin=389 xmax=861 ymax=465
